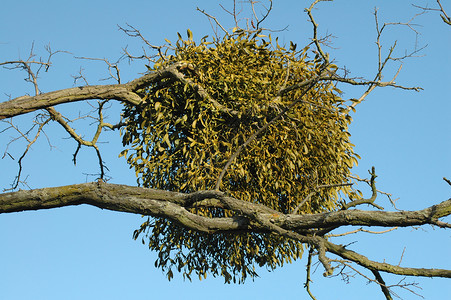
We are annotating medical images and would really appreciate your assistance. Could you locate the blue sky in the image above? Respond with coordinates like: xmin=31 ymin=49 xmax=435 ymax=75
xmin=1 ymin=0 xmax=450 ymax=299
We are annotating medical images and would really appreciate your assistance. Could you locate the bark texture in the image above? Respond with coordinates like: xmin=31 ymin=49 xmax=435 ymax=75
xmin=0 ymin=63 xmax=188 ymax=120
xmin=1 ymin=181 xmax=450 ymax=279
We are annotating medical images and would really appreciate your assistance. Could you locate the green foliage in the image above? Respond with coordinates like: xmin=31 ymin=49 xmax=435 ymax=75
xmin=121 ymin=29 xmax=358 ymax=283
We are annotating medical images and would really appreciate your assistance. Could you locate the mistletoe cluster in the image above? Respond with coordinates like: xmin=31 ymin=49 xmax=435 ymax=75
xmin=120 ymin=29 xmax=358 ymax=282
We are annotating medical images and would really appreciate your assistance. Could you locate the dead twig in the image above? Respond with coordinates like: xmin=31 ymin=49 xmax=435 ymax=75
xmin=305 ymin=247 xmax=318 ymax=300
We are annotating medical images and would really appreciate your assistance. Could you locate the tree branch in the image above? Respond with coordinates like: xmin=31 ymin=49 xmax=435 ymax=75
xmin=1 ymin=181 xmax=450 ymax=279
xmin=0 ymin=62 xmax=192 ymax=120
xmin=325 ymin=240 xmax=450 ymax=278
xmin=371 ymin=270 xmax=393 ymax=300
xmin=0 ymin=85 xmax=141 ymax=120
xmin=2 ymin=182 xmax=450 ymax=231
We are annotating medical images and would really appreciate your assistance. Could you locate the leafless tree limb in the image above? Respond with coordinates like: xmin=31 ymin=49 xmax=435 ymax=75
xmin=2 ymin=116 xmax=51 ymax=191
xmin=349 ymin=174 xmax=400 ymax=209
xmin=343 ymin=8 xmax=425 ymax=111
xmin=342 ymin=167 xmax=382 ymax=210
xmin=328 ymin=227 xmax=398 ymax=238
xmin=219 ymin=0 xmax=240 ymax=27
xmin=197 ymin=7 xmax=229 ymax=36
xmin=436 ymin=0 xmax=451 ymax=25
xmin=0 ymin=62 xmax=195 ymax=120
xmin=338 ymin=260 xmax=424 ymax=299
xmin=292 ymin=182 xmax=354 ymax=214
xmin=118 ymin=24 xmax=167 ymax=62
xmin=305 ymin=0 xmax=332 ymax=64
xmin=75 ymin=56 xmax=122 ymax=83
xmin=371 ymin=270 xmax=393 ymax=300
xmin=305 ymin=247 xmax=318 ymax=300
xmin=414 ymin=0 xmax=451 ymax=26
xmin=249 ymin=0 xmax=273 ymax=29
xmin=1 ymin=181 xmax=450 ymax=282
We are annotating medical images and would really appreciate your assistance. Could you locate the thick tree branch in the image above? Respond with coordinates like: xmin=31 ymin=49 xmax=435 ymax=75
xmin=0 ymin=182 xmax=253 ymax=233
xmin=0 ymin=85 xmax=142 ymax=120
xmin=0 ymin=63 xmax=190 ymax=120
xmin=1 ymin=181 xmax=450 ymax=280
xmin=2 ymin=182 xmax=450 ymax=231
xmin=277 ymin=202 xmax=451 ymax=229
xmin=325 ymin=240 xmax=450 ymax=278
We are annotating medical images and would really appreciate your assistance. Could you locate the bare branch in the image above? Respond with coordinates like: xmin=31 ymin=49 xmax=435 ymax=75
xmin=2 ymin=182 xmax=449 ymax=280
xmin=196 ymin=7 xmax=229 ymax=36
xmin=305 ymin=248 xmax=318 ymax=300
xmin=437 ymin=0 xmax=451 ymax=25
xmin=349 ymin=174 xmax=399 ymax=209
xmin=344 ymin=8 xmax=425 ymax=111
xmin=413 ymin=0 xmax=451 ymax=26
xmin=3 ymin=117 xmax=51 ymax=191
xmin=326 ymin=72 xmax=422 ymax=92
xmin=1 ymin=43 xmax=68 ymax=96
xmin=328 ymin=227 xmax=398 ymax=238
xmin=250 ymin=0 xmax=273 ymax=29
xmin=325 ymin=240 xmax=450 ymax=278
xmin=371 ymin=270 xmax=393 ymax=300
xmin=342 ymin=167 xmax=382 ymax=210
xmin=335 ymin=260 xmax=423 ymax=299
xmin=219 ymin=0 xmax=239 ymax=27
xmin=0 ymin=60 xmax=50 ymax=68
xmin=43 ymin=100 xmax=112 ymax=180
xmin=305 ymin=0 xmax=331 ymax=64
xmin=75 ymin=56 xmax=122 ymax=83
xmin=0 ymin=62 xmax=196 ymax=120
xmin=118 ymin=24 xmax=167 ymax=61
xmin=292 ymin=182 xmax=353 ymax=214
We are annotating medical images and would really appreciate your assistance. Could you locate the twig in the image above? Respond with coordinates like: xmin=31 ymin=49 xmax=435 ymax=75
xmin=342 ymin=167 xmax=382 ymax=210
xmin=334 ymin=260 xmax=423 ymax=299
xmin=346 ymin=8 xmax=425 ymax=111
xmin=397 ymin=247 xmax=406 ymax=266
xmin=304 ymin=247 xmax=318 ymax=300
xmin=328 ymin=227 xmax=398 ymax=238
xmin=413 ymin=0 xmax=451 ymax=26
xmin=3 ymin=118 xmax=51 ymax=191
xmin=437 ymin=0 xmax=451 ymax=25
xmin=219 ymin=0 xmax=239 ymax=27
xmin=349 ymin=174 xmax=399 ymax=209
xmin=197 ymin=7 xmax=229 ymax=36
xmin=325 ymin=72 xmax=422 ymax=92
xmin=371 ymin=270 xmax=393 ymax=300
xmin=251 ymin=0 xmax=273 ymax=29
xmin=118 ymin=24 xmax=166 ymax=61
xmin=305 ymin=0 xmax=331 ymax=64
xmin=75 ymin=56 xmax=122 ymax=83
xmin=292 ymin=182 xmax=353 ymax=214
xmin=46 ymin=100 xmax=112 ymax=180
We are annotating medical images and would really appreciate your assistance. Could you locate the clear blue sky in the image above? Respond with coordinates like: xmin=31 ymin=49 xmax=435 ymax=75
xmin=1 ymin=0 xmax=450 ymax=299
